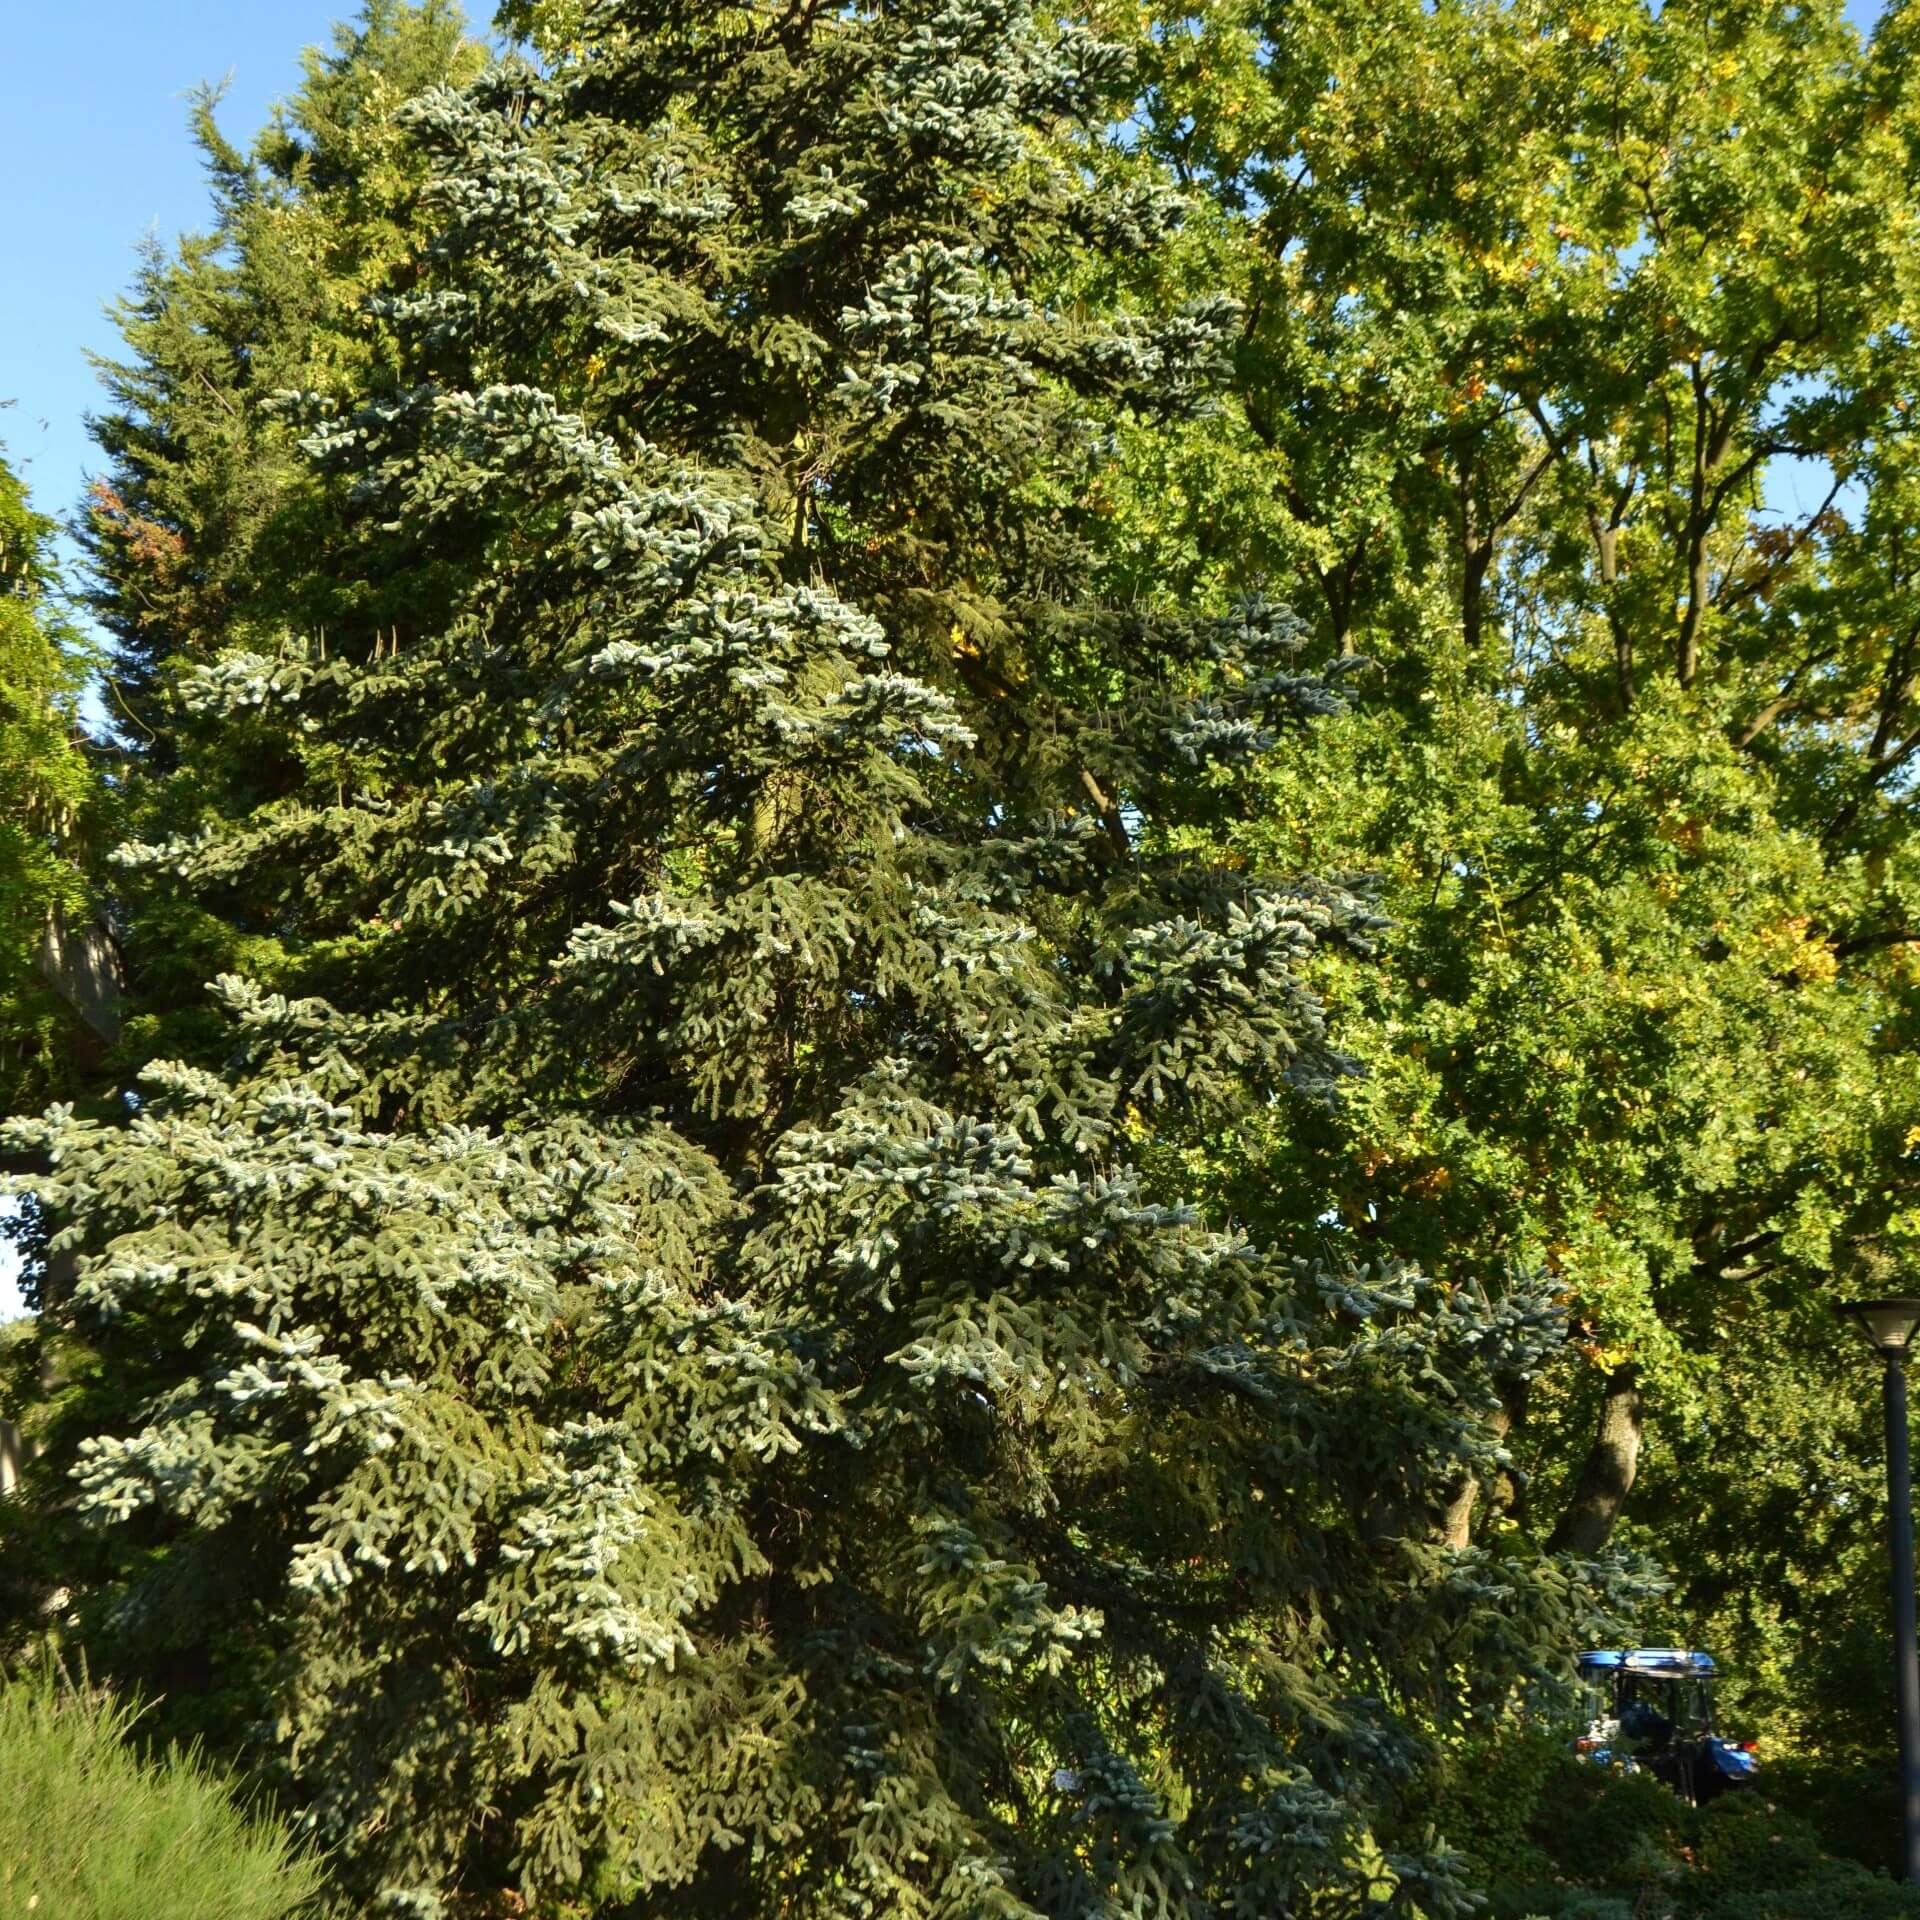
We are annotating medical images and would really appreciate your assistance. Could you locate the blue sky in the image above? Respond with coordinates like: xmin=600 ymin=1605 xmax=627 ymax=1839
xmin=0 ymin=3 xmax=387 ymax=521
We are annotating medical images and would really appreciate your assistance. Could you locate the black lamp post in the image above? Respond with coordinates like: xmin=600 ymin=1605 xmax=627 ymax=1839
xmin=1837 ymin=1296 xmax=1920 ymax=1884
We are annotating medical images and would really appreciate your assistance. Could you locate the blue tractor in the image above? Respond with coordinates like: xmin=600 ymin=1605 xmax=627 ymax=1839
xmin=1574 ymin=1648 xmax=1760 ymax=1804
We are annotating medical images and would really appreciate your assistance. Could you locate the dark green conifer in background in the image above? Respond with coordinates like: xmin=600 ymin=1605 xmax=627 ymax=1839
xmin=79 ymin=0 xmax=484 ymax=1071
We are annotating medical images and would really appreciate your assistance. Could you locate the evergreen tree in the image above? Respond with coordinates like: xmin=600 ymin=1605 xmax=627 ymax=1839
xmin=12 ymin=4 xmax=1627 ymax=1913
xmin=0 ymin=0 xmax=485 ymax=1666
xmin=80 ymin=0 xmax=484 ymax=1072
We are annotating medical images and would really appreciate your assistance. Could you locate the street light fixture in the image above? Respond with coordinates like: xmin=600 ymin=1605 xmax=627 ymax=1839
xmin=1836 ymin=1296 xmax=1920 ymax=1884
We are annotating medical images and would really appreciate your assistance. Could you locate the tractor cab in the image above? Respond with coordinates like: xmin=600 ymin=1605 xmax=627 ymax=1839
xmin=1574 ymin=1648 xmax=1759 ymax=1803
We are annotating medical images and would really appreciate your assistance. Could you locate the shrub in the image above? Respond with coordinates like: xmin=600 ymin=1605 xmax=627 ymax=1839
xmin=1525 ymin=1750 xmax=1686 ymax=1891
xmin=1419 ymin=1725 xmax=1562 ymax=1879
xmin=0 ymin=1670 xmax=321 ymax=1920
xmin=1408 ymin=1727 xmax=1920 ymax=1920
xmin=1682 ymin=1795 xmax=1920 ymax=1920
xmin=1762 ymin=1753 xmax=1907 ymax=1880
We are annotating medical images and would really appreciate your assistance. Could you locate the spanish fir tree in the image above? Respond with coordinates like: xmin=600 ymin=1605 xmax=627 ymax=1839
xmin=10 ymin=3 xmax=1626 ymax=1912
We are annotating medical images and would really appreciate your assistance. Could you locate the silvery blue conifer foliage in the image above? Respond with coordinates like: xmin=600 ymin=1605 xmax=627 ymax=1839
xmin=6 ymin=2 xmax=1631 ymax=1912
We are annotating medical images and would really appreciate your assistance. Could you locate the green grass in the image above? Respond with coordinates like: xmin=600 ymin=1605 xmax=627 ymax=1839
xmin=0 ymin=1670 xmax=322 ymax=1920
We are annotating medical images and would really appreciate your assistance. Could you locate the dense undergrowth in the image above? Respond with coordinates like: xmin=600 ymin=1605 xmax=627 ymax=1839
xmin=1415 ymin=1728 xmax=1920 ymax=1919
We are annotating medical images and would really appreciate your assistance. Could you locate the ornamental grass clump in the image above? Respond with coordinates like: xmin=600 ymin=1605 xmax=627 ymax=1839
xmin=0 ymin=1669 xmax=321 ymax=1920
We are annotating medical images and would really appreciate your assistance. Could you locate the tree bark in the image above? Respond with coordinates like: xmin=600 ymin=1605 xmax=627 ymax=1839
xmin=1461 ymin=544 xmax=1491 ymax=655
xmin=1437 ymin=1375 xmax=1528 ymax=1550
xmin=1549 ymin=1364 xmax=1643 ymax=1554
xmin=34 ymin=907 xmax=122 ymax=1046
xmin=1437 ymin=1418 xmax=1502 ymax=1550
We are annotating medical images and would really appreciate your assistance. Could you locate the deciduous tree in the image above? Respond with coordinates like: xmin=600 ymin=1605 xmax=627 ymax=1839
xmin=1116 ymin=0 xmax=1920 ymax=1733
xmin=0 ymin=448 xmax=109 ymax=1121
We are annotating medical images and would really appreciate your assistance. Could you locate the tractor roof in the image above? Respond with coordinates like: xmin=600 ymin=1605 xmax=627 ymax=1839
xmin=1578 ymin=1648 xmax=1718 ymax=1678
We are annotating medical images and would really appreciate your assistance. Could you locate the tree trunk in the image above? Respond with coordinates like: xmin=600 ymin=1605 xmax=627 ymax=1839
xmin=0 ymin=1300 xmax=56 ymax=1502
xmin=1677 ymin=535 xmax=1708 ymax=687
xmin=1462 ymin=544 xmax=1491 ymax=655
xmin=35 ymin=908 xmax=123 ymax=1046
xmin=1437 ymin=1447 xmax=1489 ymax=1552
xmin=1549 ymin=1365 xmax=1643 ymax=1554
xmin=1437 ymin=1376 xmax=1526 ymax=1550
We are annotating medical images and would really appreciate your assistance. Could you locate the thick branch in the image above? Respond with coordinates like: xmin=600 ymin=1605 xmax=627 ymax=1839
xmin=1733 ymin=642 xmax=1840 ymax=750
xmin=1825 ymin=713 xmax=1920 ymax=846
xmin=1549 ymin=1364 xmax=1643 ymax=1555
xmin=1437 ymin=1376 xmax=1527 ymax=1551
xmin=1832 ymin=925 xmax=1920 ymax=962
